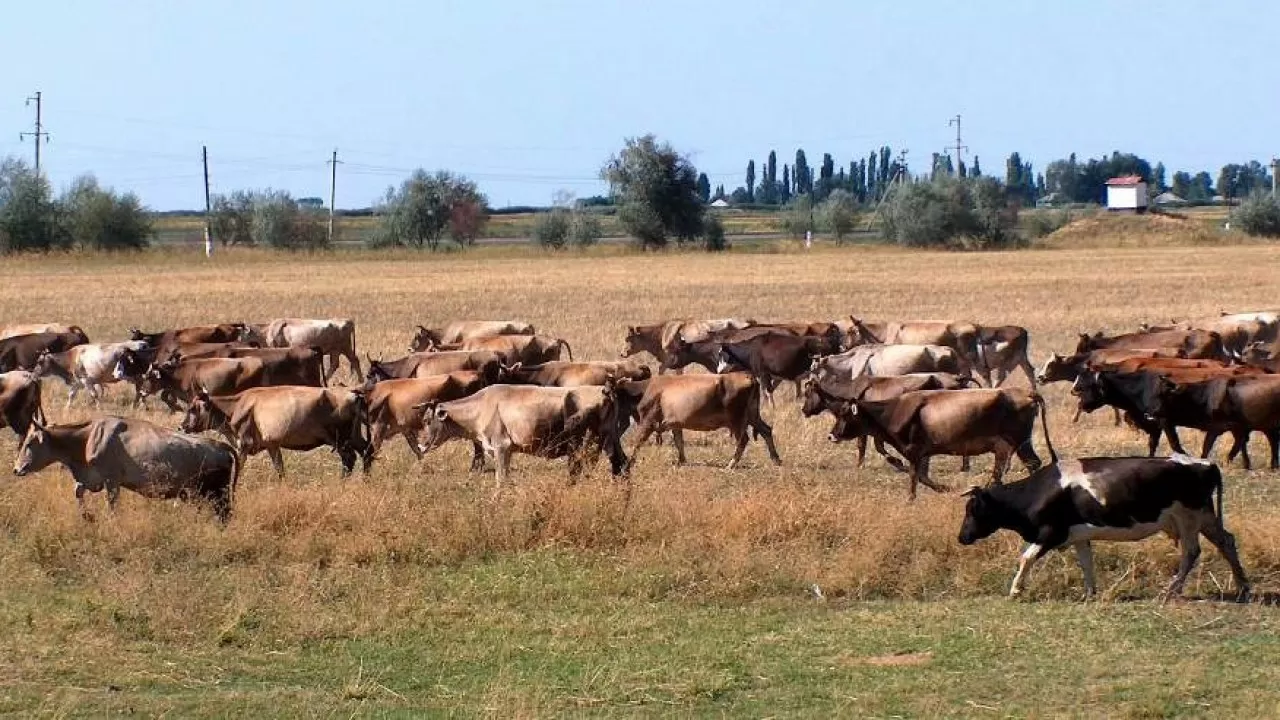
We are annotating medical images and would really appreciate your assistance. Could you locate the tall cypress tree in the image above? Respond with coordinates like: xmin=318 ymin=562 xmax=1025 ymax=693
xmin=745 ymin=160 xmax=756 ymax=203
xmin=781 ymin=164 xmax=791 ymax=204
xmin=795 ymin=150 xmax=810 ymax=195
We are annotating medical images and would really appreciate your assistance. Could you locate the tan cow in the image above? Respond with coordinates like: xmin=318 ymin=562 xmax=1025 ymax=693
xmin=620 ymin=372 xmax=780 ymax=470
xmin=366 ymin=350 xmax=503 ymax=383
xmin=14 ymin=416 xmax=240 ymax=522
xmin=428 ymin=334 xmax=574 ymax=364
xmin=974 ymin=325 xmax=1036 ymax=388
xmin=244 ymin=318 xmax=360 ymax=382
xmin=135 ymin=355 xmax=322 ymax=411
xmin=366 ymin=370 xmax=490 ymax=463
xmin=814 ymin=344 xmax=966 ymax=381
xmin=846 ymin=318 xmax=980 ymax=370
xmin=0 ymin=323 xmax=83 ymax=341
xmin=410 ymin=321 xmax=536 ymax=350
xmin=0 ymin=371 xmax=43 ymax=438
xmin=416 ymin=383 xmax=626 ymax=487
xmin=621 ymin=318 xmax=755 ymax=369
xmin=181 ymin=386 xmax=370 ymax=477
xmin=501 ymin=360 xmax=652 ymax=387
xmin=34 ymin=340 xmax=152 ymax=407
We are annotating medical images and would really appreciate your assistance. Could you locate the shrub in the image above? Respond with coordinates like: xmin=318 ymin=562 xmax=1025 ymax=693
xmin=1023 ymin=209 xmax=1073 ymax=239
xmin=702 ymin=214 xmax=727 ymax=251
xmin=532 ymin=209 xmax=571 ymax=249
xmin=60 ymin=175 xmax=152 ymax=250
xmin=374 ymin=170 xmax=488 ymax=250
xmin=602 ymin=135 xmax=704 ymax=249
xmin=781 ymin=194 xmax=814 ymax=238
xmin=882 ymin=176 xmax=1022 ymax=250
xmin=0 ymin=157 xmax=67 ymax=253
xmin=819 ymin=189 xmax=859 ymax=242
xmin=1235 ymin=193 xmax=1280 ymax=238
xmin=569 ymin=211 xmax=602 ymax=247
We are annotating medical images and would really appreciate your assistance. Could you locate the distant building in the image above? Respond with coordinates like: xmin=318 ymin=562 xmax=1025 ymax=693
xmin=1105 ymin=176 xmax=1148 ymax=213
xmin=1152 ymin=191 xmax=1187 ymax=207
xmin=709 ymin=198 xmax=730 ymax=208
xmin=297 ymin=197 xmax=325 ymax=209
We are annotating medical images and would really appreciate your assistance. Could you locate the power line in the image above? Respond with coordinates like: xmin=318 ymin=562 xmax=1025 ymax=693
xmin=947 ymin=114 xmax=967 ymax=175
xmin=19 ymin=91 xmax=50 ymax=175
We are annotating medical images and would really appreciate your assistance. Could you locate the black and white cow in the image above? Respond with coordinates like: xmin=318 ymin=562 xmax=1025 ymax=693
xmin=957 ymin=455 xmax=1249 ymax=601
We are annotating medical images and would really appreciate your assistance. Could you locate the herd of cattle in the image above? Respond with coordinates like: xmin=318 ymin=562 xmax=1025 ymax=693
xmin=2 ymin=309 xmax=1279 ymax=600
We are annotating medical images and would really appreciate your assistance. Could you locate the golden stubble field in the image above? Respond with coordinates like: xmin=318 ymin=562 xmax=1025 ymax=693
xmin=4 ymin=243 xmax=1280 ymax=715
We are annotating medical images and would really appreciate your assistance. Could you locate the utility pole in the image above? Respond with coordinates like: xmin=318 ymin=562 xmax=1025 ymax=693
xmin=1272 ymin=158 xmax=1279 ymax=198
xmin=864 ymin=149 xmax=909 ymax=233
xmin=19 ymin=91 xmax=50 ymax=175
xmin=202 ymin=146 xmax=214 ymax=258
xmin=947 ymin=114 xmax=967 ymax=176
xmin=327 ymin=149 xmax=342 ymax=244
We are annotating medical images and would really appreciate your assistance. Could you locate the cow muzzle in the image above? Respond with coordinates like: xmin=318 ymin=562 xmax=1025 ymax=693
xmin=827 ymin=433 xmax=841 ymax=444
xmin=12 ymin=465 xmax=27 ymax=477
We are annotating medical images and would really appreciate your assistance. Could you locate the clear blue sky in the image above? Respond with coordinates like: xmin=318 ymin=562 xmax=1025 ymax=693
xmin=2 ymin=1 xmax=1275 ymax=210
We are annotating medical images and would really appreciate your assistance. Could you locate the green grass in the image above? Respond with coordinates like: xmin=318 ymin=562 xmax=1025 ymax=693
xmin=3 ymin=552 xmax=1277 ymax=716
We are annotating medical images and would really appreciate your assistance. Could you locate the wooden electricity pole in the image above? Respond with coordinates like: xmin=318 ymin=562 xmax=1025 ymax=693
xmin=327 ymin=149 xmax=342 ymax=244
xmin=202 ymin=146 xmax=214 ymax=257
xmin=19 ymin=91 xmax=50 ymax=175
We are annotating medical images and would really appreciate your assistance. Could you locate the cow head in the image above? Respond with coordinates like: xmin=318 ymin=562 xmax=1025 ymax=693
xmin=713 ymin=347 xmax=739 ymax=374
xmin=415 ymin=402 xmax=464 ymax=453
xmin=181 ymin=388 xmax=225 ymax=433
xmin=621 ymin=326 xmax=648 ymax=358
xmin=498 ymin=362 xmax=523 ymax=383
xmin=137 ymin=356 xmax=179 ymax=400
xmin=13 ymin=418 xmax=52 ymax=476
xmin=366 ymin=355 xmax=392 ymax=383
xmin=1035 ymin=353 xmax=1074 ymax=385
xmin=1070 ymin=371 xmax=1107 ymax=412
xmin=957 ymin=486 xmax=1002 ymax=545
xmin=799 ymin=376 xmax=826 ymax=417
xmin=826 ymin=402 xmax=865 ymax=443
xmin=236 ymin=323 xmax=265 ymax=344
xmin=409 ymin=325 xmax=438 ymax=353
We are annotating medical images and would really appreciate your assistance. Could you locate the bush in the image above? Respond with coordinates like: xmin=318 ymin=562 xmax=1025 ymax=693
xmin=532 ymin=209 xmax=571 ymax=249
xmin=250 ymin=190 xmax=328 ymax=250
xmin=819 ymin=189 xmax=859 ymax=242
xmin=60 ymin=175 xmax=152 ymax=250
xmin=569 ymin=211 xmax=602 ymax=247
xmin=702 ymin=214 xmax=728 ymax=251
xmin=0 ymin=157 xmax=66 ymax=253
xmin=210 ymin=191 xmax=255 ymax=246
xmin=602 ymin=135 xmax=704 ymax=249
xmin=882 ymin=176 xmax=1022 ymax=250
xmin=1235 ymin=193 xmax=1280 ymax=238
xmin=374 ymin=170 xmax=488 ymax=250
xmin=1023 ymin=209 xmax=1073 ymax=239
xmin=781 ymin=194 xmax=814 ymax=238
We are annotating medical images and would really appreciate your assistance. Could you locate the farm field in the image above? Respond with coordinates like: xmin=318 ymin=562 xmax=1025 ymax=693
xmin=3 ymin=245 xmax=1280 ymax=715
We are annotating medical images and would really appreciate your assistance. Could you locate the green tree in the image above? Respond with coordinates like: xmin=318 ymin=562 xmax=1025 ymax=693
xmin=781 ymin=194 xmax=814 ymax=238
xmin=696 ymin=172 xmax=711 ymax=203
xmin=745 ymin=160 xmax=756 ymax=203
xmin=780 ymin=165 xmax=792 ymax=204
xmin=1235 ymin=192 xmax=1280 ymax=237
xmin=602 ymin=135 xmax=705 ymax=249
xmin=765 ymin=150 xmax=778 ymax=189
xmin=815 ymin=153 xmax=835 ymax=200
xmin=819 ymin=189 xmax=859 ymax=242
xmin=60 ymin=175 xmax=152 ymax=250
xmin=250 ymin=189 xmax=328 ymax=250
xmin=1152 ymin=162 xmax=1167 ymax=193
xmin=794 ymin=150 xmax=811 ymax=196
xmin=1191 ymin=172 xmax=1215 ymax=202
xmin=210 ymin=190 xmax=255 ymax=246
xmin=374 ymin=170 xmax=488 ymax=249
xmin=532 ymin=208 xmax=571 ymax=249
xmin=1170 ymin=171 xmax=1191 ymax=200
xmin=882 ymin=176 xmax=1022 ymax=250
xmin=0 ymin=157 xmax=65 ymax=253
xmin=971 ymin=156 xmax=982 ymax=177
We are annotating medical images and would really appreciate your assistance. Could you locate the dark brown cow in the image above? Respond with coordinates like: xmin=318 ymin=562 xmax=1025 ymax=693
xmin=366 ymin=370 xmax=490 ymax=463
xmin=620 ymin=372 xmax=780 ymax=470
xmin=181 ymin=386 xmax=370 ymax=477
xmin=714 ymin=333 xmax=840 ymax=400
xmin=0 ymin=371 xmax=43 ymax=438
xmin=366 ymin=350 xmax=503 ymax=383
xmin=829 ymin=388 xmax=1053 ymax=499
xmin=163 ymin=341 xmax=262 ymax=359
xmin=138 ymin=355 xmax=323 ymax=411
xmin=130 ymin=324 xmax=244 ymax=359
xmin=801 ymin=372 xmax=976 ymax=469
xmin=621 ymin=318 xmax=755 ymax=370
xmin=0 ymin=330 xmax=91 ymax=372
xmin=974 ymin=325 xmax=1036 ymax=388
xmin=1075 ymin=328 xmax=1225 ymax=361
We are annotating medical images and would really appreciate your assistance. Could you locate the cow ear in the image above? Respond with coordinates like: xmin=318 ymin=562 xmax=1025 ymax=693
xmin=961 ymin=485 xmax=983 ymax=498
xmin=435 ymin=406 xmax=449 ymax=422
xmin=627 ymin=325 xmax=637 ymax=336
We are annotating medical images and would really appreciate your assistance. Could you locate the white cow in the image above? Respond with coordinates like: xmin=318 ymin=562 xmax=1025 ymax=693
xmin=243 ymin=318 xmax=360 ymax=382
xmin=34 ymin=340 xmax=151 ymax=407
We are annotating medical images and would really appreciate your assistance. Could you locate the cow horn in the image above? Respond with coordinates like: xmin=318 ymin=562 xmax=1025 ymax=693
xmin=961 ymin=485 xmax=982 ymax=497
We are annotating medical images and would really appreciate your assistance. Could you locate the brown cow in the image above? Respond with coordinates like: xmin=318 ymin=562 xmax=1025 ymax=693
xmin=501 ymin=360 xmax=652 ymax=387
xmin=621 ymin=318 xmax=755 ymax=369
xmin=1075 ymin=328 xmax=1225 ymax=361
xmin=0 ymin=330 xmax=91 ymax=372
xmin=974 ymin=325 xmax=1036 ymax=388
xmin=0 ymin=323 xmax=85 ymax=341
xmin=366 ymin=370 xmax=490 ymax=463
xmin=829 ymin=387 xmax=1053 ymax=499
xmin=138 ymin=355 xmax=322 ymax=411
xmin=416 ymin=383 xmax=627 ymax=486
xmin=620 ymin=372 xmax=780 ymax=470
xmin=801 ymin=372 xmax=976 ymax=469
xmin=427 ymin=334 xmax=574 ymax=364
xmin=366 ymin=350 xmax=503 ymax=383
xmin=410 ymin=321 xmax=536 ymax=350
xmin=242 ymin=318 xmax=361 ymax=382
xmin=130 ymin=324 xmax=244 ymax=359
xmin=845 ymin=318 xmax=980 ymax=372
xmin=0 ymin=371 xmax=43 ymax=438
xmin=181 ymin=386 xmax=370 ymax=477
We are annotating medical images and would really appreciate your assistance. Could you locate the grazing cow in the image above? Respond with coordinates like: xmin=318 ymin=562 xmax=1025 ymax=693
xmin=416 ymin=383 xmax=627 ymax=486
xmin=813 ymin=343 xmax=966 ymax=381
xmin=620 ymin=372 xmax=780 ymax=470
xmin=131 ymin=355 xmax=322 ymax=411
xmin=845 ymin=318 xmax=980 ymax=368
xmin=181 ymin=386 xmax=371 ymax=477
xmin=621 ymin=318 xmax=755 ymax=369
xmin=1143 ymin=313 xmax=1280 ymax=355
xmin=366 ymin=370 xmax=490 ymax=463
xmin=409 ymin=321 xmax=536 ymax=350
xmin=162 ymin=341 xmax=262 ymax=360
xmin=14 ymin=416 xmax=239 ymax=523
xmin=828 ymin=387 xmax=1052 ymax=499
xmin=0 ymin=371 xmax=43 ymax=438
xmin=801 ymin=372 xmax=976 ymax=469
xmin=1039 ymin=350 xmax=1238 ymax=425
xmin=0 ymin=323 xmax=85 ymax=341
xmin=130 ymin=324 xmax=244 ymax=359
xmin=0 ymin=330 xmax=91 ymax=372
xmin=33 ymin=340 xmax=151 ymax=406
xmin=957 ymin=456 xmax=1249 ymax=600
xmin=1076 ymin=329 xmax=1225 ymax=361
xmin=428 ymin=334 xmax=574 ymax=364
xmin=500 ymin=360 xmax=652 ymax=387
xmin=974 ymin=325 xmax=1036 ymax=388
xmin=240 ymin=318 xmax=361 ymax=382
xmin=715 ymin=333 xmax=840 ymax=400
xmin=366 ymin=350 xmax=503 ymax=383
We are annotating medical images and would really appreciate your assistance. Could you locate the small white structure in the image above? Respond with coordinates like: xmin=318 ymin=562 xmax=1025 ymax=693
xmin=709 ymin=198 xmax=730 ymax=208
xmin=1105 ymin=175 xmax=1148 ymax=213
xmin=1152 ymin=191 xmax=1187 ymax=207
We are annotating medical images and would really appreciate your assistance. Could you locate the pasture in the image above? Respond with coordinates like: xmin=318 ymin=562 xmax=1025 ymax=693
xmin=2 ymin=244 xmax=1280 ymax=716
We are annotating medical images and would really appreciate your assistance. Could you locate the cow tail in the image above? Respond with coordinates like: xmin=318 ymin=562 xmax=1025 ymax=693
xmin=559 ymin=339 xmax=574 ymax=361
xmin=1214 ymin=463 xmax=1226 ymax=523
xmin=350 ymin=389 xmax=371 ymax=449
xmin=1034 ymin=392 xmax=1058 ymax=464
xmin=749 ymin=376 xmax=763 ymax=440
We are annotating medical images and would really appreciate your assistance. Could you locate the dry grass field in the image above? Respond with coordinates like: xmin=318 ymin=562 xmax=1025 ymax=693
xmin=2 ymin=244 xmax=1280 ymax=716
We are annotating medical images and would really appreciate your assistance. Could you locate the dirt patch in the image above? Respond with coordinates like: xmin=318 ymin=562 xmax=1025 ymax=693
xmin=844 ymin=651 xmax=934 ymax=667
xmin=1039 ymin=212 xmax=1227 ymax=248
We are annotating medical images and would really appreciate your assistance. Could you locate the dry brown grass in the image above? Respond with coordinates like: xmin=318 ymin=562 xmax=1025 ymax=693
xmin=1039 ymin=211 xmax=1241 ymax=248
xmin=3 ymin=244 xmax=1280 ymax=713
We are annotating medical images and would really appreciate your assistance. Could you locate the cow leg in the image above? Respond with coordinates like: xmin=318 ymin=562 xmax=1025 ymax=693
xmin=1161 ymin=423 xmax=1188 ymax=456
xmin=960 ymin=455 xmax=971 ymax=472
xmin=1071 ymin=404 xmax=1082 ymax=423
xmin=1222 ymin=430 xmax=1251 ymax=470
xmin=855 ymin=435 xmax=867 ymax=467
xmin=1112 ymin=408 xmax=1122 ymax=426
xmin=493 ymin=444 xmax=513 ymax=491
xmin=74 ymin=483 xmax=92 ymax=520
xmin=1198 ymin=515 xmax=1251 ymax=600
xmin=913 ymin=456 xmax=948 ymax=496
xmin=624 ymin=421 xmax=658 ymax=474
xmin=1268 ymin=429 xmax=1280 ymax=470
xmin=1015 ymin=439 xmax=1043 ymax=473
xmin=672 ymin=428 xmax=688 ymax=466
xmin=469 ymin=441 xmax=486 ymax=472
xmin=105 ymin=482 xmax=121 ymax=513
xmin=346 ymin=349 xmax=364 ymax=382
xmin=753 ymin=417 xmax=782 ymax=466
xmin=1009 ymin=543 xmax=1050 ymax=598
xmin=267 ymin=447 xmax=286 ymax=479
xmin=992 ymin=447 xmax=1013 ymax=485
xmin=1073 ymin=541 xmax=1097 ymax=599
xmin=874 ymin=437 xmax=908 ymax=473
xmin=65 ymin=381 xmax=80 ymax=408
xmin=337 ymin=447 xmax=357 ymax=477
xmin=1163 ymin=514 xmax=1203 ymax=602
xmin=727 ymin=427 xmax=750 ymax=470
xmin=398 ymin=431 xmax=424 ymax=461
